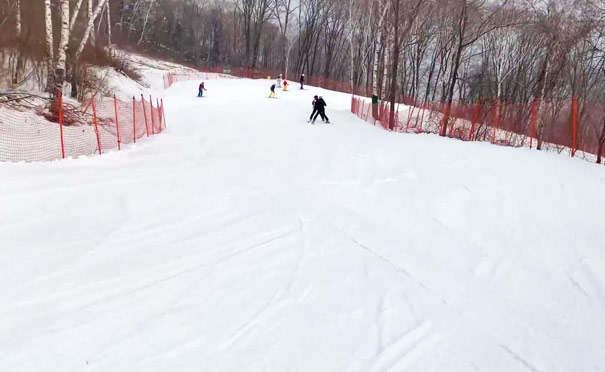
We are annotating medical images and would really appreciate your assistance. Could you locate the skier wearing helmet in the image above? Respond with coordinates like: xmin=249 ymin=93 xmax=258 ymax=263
xmin=311 ymin=96 xmax=330 ymax=124
xmin=309 ymin=95 xmax=322 ymax=123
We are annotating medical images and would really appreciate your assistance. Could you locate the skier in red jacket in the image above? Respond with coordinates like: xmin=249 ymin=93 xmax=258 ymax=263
xmin=198 ymin=82 xmax=207 ymax=97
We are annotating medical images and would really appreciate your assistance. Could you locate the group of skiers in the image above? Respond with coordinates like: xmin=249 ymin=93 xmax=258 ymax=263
xmin=269 ymin=73 xmax=305 ymax=97
xmin=309 ymin=95 xmax=329 ymax=124
xmin=198 ymin=72 xmax=329 ymax=124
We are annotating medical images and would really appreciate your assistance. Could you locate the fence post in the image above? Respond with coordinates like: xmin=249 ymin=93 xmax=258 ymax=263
xmin=571 ymin=95 xmax=577 ymax=157
xmin=530 ymin=98 xmax=538 ymax=149
xmin=91 ymin=97 xmax=101 ymax=155
xmin=156 ymin=98 xmax=162 ymax=133
xmin=132 ymin=96 xmax=137 ymax=143
xmin=113 ymin=95 xmax=121 ymax=150
xmin=161 ymin=99 xmax=167 ymax=129
xmin=57 ymin=90 xmax=65 ymax=159
xmin=150 ymin=95 xmax=155 ymax=135
xmin=141 ymin=94 xmax=149 ymax=137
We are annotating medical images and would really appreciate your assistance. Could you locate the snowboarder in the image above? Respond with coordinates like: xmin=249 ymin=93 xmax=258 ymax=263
xmin=309 ymin=95 xmax=323 ymax=123
xmin=198 ymin=82 xmax=207 ymax=97
xmin=269 ymin=83 xmax=277 ymax=98
xmin=300 ymin=74 xmax=305 ymax=90
xmin=283 ymin=79 xmax=288 ymax=91
xmin=277 ymin=74 xmax=283 ymax=88
xmin=311 ymin=96 xmax=329 ymax=124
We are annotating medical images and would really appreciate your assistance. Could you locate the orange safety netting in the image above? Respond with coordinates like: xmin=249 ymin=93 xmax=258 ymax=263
xmin=351 ymin=96 xmax=605 ymax=164
xmin=0 ymin=93 xmax=166 ymax=162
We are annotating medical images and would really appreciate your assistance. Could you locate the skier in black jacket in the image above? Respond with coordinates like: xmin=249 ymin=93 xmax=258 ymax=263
xmin=300 ymin=74 xmax=305 ymax=89
xmin=311 ymin=96 xmax=330 ymax=124
xmin=309 ymin=95 xmax=321 ymax=122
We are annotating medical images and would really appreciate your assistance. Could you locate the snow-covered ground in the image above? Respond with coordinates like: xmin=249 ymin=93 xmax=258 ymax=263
xmin=94 ymin=50 xmax=199 ymax=101
xmin=1 ymin=75 xmax=605 ymax=371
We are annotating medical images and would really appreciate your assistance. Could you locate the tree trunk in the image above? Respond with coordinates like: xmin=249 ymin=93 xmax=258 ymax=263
xmin=55 ymin=0 xmax=70 ymax=96
xmin=15 ymin=0 xmax=21 ymax=36
xmin=71 ymin=0 xmax=108 ymax=98
xmin=389 ymin=0 xmax=400 ymax=130
xmin=349 ymin=0 xmax=355 ymax=93
xmin=74 ymin=0 xmax=109 ymax=63
xmin=535 ymin=55 xmax=550 ymax=150
xmin=285 ymin=39 xmax=294 ymax=80
xmin=70 ymin=0 xmax=85 ymax=33
xmin=107 ymin=2 xmax=112 ymax=55
xmin=44 ymin=0 xmax=54 ymax=93
xmin=137 ymin=0 xmax=155 ymax=46
xmin=597 ymin=119 xmax=605 ymax=164
xmin=372 ymin=1 xmax=390 ymax=101
xmin=12 ymin=0 xmax=22 ymax=85
xmin=252 ymin=28 xmax=263 ymax=69
xmin=89 ymin=0 xmax=96 ymax=47
xmin=441 ymin=3 xmax=466 ymax=137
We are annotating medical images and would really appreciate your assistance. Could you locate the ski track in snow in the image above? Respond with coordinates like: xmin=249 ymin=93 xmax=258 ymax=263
xmin=1 ymin=76 xmax=605 ymax=371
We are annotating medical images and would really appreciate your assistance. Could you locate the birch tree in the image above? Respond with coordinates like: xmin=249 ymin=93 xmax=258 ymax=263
xmin=137 ymin=0 xmax=155 ymax=46
xmin=107 ymin=3 xmax=112 ymax=55
xmin=15 ymin=0 xmax=20 ymax=36
xmin=372 ymin=0 xmax=390 ymax=102
xmin=55 ymin=0 xmax=70 ymax=96
xmin=70 ymin=0 xmax=108 ymax=97
xmin=73 ymin=0 xmax=109 ymax=63
xmin=11 ymin=0 xmax=22 ymax=85
xmin=272 ymin=0 xmax=298 ymax=77
xmin=89 ymin=0 xmax=96 ymax=47
xmin=70 ymin=0 xmax=85 ymax=33
xmin=44 ymin=0 xmax=54 ymax=93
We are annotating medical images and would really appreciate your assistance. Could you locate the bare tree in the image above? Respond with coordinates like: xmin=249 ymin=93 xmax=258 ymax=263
xmin=272 ymin=0 xmax=298 ymax=76
xmin=70 ymin=0 xmax=85 ymax=33
xmin=372 ymin=0 xmax=390 ymax=103
xmin=55 ymin=0 xmax=70 ymax=96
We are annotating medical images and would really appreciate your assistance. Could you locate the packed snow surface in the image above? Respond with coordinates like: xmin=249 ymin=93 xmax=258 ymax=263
xmin=1 ymin=77 xmax=605 ymax=372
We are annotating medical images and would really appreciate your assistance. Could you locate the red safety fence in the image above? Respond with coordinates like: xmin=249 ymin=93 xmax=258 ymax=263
xmin=163 ymin=71 xmax=238 ymax=89
xmin=0 ymin=92 xmax=166 ymax=162
xmin=351 ymin=95 xmax=605 ymax=164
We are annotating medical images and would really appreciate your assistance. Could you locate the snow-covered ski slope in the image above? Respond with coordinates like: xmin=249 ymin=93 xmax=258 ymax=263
xmin=1 ymin=76 xmax=605 ymax=372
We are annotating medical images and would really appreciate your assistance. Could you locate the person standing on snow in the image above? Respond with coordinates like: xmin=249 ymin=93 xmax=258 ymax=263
xmin=309 ymin=95 xmax=322 ymax=123
xmin=198 ymin=82 xmax=207 ymax=97
xmin=283 ymin=79 xmax=288 ymax=91
xmin=300 ymin=74 xmax=305 ymax=89
xmin=269 ymin=83 xmax=277 ymax=98
xmin=311 ymin=96 xmax=330 ymax=124
xmin=277 ymin=74 xmax=283 ymax=88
